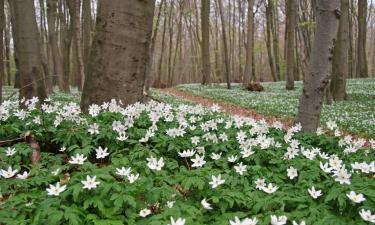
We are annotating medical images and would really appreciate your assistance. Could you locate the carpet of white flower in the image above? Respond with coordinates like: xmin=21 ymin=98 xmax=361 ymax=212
xmin=0 ymin=96 xmax=374 ymax=225
xmin=176 ymin=79 xmax=375 ymax=138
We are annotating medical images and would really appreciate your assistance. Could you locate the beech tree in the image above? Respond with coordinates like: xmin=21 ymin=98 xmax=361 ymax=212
xmin=201 ymin=0 xmax=211 ymax=85
xmin=0 ymin=0 xmax=4 ymax=102
xmin=80 ymin=0 xmax=155 ymax=111
xmin=285 ymin=0 xmax=296 ymax=90
xmin=331 ymin=0 xmax=349 ymax=101
xmin=243 ymin=0 xmax=254 ymax=85
xmin=296 ymin=0 xmax=340 ymax=132
xmin=356 ymin=0 xmax=368 ymax=78
xmin=11 ymin=0 xmax=47 ymax=101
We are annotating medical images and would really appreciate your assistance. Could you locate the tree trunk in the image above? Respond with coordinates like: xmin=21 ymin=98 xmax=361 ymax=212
xmin=156 ymin=4 xmax=168 ymax=85
xmin=166 ymin=1 xmax=173 ymax=86
xmin=243 ymin=0 xmax=253 ymax=85
xmin=331 ymin=0 xmax=349 ymax=101
xmin=82 ymin=0 xmax=92 ymax=77
xmin=265 ymin=3 xmax=277 ymax=82
xmin=201 ymin=0 xmax=211 ymax=85
xmin=285 ymin=0 xmax=296 ymax=90
xmin=356 ymin=0 xmax=367 ymax=78
xmin=144 ymin=0 xmax=165 ymax=92
xmin=270 ymin=0 xmax=281 ymax=81
xmin=296 ymin=0 xmax=340 ymax=132
xmin=217 ymin=0 xmax=231 ymax=89
xmin=0 ymin=0 xmax=3 ymax=102
xmin=67 ymin=0 xmax=85 ymax=90
xmin=81 ymin=0 xmax=155 ymax=111
xmin=59 ymin=0 xmax=71 ymax=93
xmin=12 ymin=0 xmax=47 ymax=101
xmin=47 ymin=0 xmax=65 ymax=93
xmin=5 ymin=4 xmax=11 ymax=86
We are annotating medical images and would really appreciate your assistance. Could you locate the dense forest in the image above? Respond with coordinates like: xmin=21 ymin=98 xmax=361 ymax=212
xmin=0 ymin=1 xmax=375 ymax=225
xmin=0 ymin=0 xmax=374 ymax=90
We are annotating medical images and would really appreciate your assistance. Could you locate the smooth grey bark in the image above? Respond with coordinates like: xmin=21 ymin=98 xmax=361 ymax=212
xmin=12 ymin=0 xmax=47 ymax=101
xmin=81 ymin=0 xmax=155 ymax=111
xmin=144 ymin=0 xmax=165 ymax=93
xmin=285 ymin=0 xmax=296 ymax=90
xmin=296 ymin=0 xmax=340 ymax=132
xmin=356 ymin=0 xmax=367 ymax=78
xmin=67 ymin=0 xmax=85 ymax=90
xmin=0 ymin=0 xmax=3 ymax=102
xmin=201 ymin=0 xmax=211 ymax=85
xmin=47 ymin=0 xmax=65 ymax=92
xmin=217 ymin=0 xmax=231 ymax=89
xmin=83 ymin=0 xmax=92 ymax=77
xmin=331 ymin=0 xmax=349 ymax=101
xmin=243 ymin=0 xmax=254 ymax=85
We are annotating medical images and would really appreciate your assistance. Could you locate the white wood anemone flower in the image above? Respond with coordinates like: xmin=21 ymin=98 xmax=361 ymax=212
xmin=0 ymin=166 xmax=18 ymax=178
xmin=201 ymin=198 xmax=213 ymax=210
xmin=81 ymin=175 xmax=100 ymax=190
xmin=209 ymin=174 xmax=225 ymax=189
xmin=347 ymin=191 xmax=366 ymax=203
xmin=229 ymin=216 xmax=258 ymax=225
xmin=308 ymin=186 xmax=322 ymax=199
xmin=46 ymin=182 xmax=67 ymax=196
xmin=168 ymin=217 xmax=186 ymax=225
xmin=69 ymin=154 xmax=87 ymax=165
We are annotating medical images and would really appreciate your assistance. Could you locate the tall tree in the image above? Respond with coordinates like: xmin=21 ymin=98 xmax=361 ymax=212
xmin=0 ymin=0 xmax=3 ymax=102
xmin=12 ymin=0 xmax=47 ymax=101
xmin=201 ymin=0 xmax=211 ymax=85
xmin=82 ymin=0 xmax=92 ymax=76
xmin=145 ymin=0 xmax=165 ymax=92
xmin=356 ymin=0 xmax=368 ymax=78
xmin=331 ymin=0 xmax=349 ymax=101
xmin=265 ymin=2 xmax=277 ymax=81
xmin=285 ymin=0 xmax=296 ymax=90
xmin=67 ymin=0 xmax=85 ymax=90
xmin=4 ymin=2 xmax=11 ymax=86
xmin=47 ymin=0 xmax=66 ymax=92
xmin=296 ymin=0 xmax=340 ymax=132
xmin=218 ymin=0 xmax=231 ymax=89
xmin=81 ymin=0 xmax=155 ymax=111
xmin=243 ymin=0 xmax=254 ymax=85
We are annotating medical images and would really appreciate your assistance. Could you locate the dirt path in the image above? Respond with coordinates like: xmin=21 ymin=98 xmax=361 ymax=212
xmin=159 ymin=88 xmax=294 ymax=128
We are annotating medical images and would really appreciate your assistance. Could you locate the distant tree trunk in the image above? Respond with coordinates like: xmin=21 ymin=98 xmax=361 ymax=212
xmin=81 ymin=0 xmax=155 ymax=111
xmin=166 ymin=1 xmax=173 ymax=86
xmin=348 ymin=0 xmax=354 ymax=78
xmin=47 ymin=0 xmax=65 ymax=93
xmin=331 ymin=0 xmax=349 ymax=101
xmin=8 ymin=0 xmax=20 ymax=89
xmin=270 ymin=0 xmax=281 ymax=81
xmin=59 ymin=0 xmax=71 ymax=93
xmin=285 ymin=0 xmax=296 ymax=90
xmin=265 ymin=3 xmax=277 ymax=81
xmin=82 ymin=0 xmax=92 ymax=77
xmin=156 ymin=4 xmax=168 ymax=85
xmin=12 ymin=0 xmax=47 ymax=101
xmin=217 ymin=0 xmax=231 ymax=89
xmin=5 ymin=10 xmax=10 ymax=85
xmin=0 ymin=0 xmax=3 ymax=102
xmin=243 ymin=0 xmax=254 ymax=85
xmin=201 ymin=0 xmax=211 ymax=85
xmin=296 ymin=0 xmax=340 ymax=132
xmin=38 ymin=0 xmax=53 ymax=94
xmin=67 ymin=0 xmax=85 ymax=90
xmin=144 ymin=0 xmax=165 ymax=92
xmin=356 ymin=0 xmax=367 ymax=78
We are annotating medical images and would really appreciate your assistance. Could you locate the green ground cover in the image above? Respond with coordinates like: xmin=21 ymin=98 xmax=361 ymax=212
xmin=176 ymin=79 xmax=375 ymax=138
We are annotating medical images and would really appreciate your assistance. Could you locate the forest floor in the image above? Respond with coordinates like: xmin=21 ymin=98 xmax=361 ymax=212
xmin=158 ymin=87 xmax=294 ymax=128
xmin=159 ymin=79 xmax=375 ymax=139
